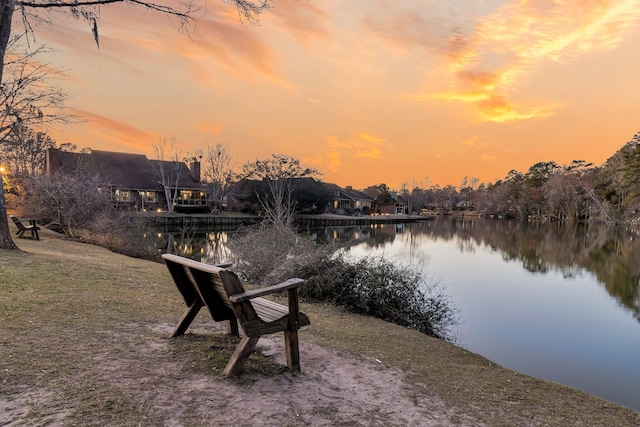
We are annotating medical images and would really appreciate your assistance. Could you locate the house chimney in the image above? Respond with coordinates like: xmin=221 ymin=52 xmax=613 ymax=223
xmin=189 ymin=159 xmax=201 ymax=182
xmin=346 ymin=185 xmax=353 ymax=190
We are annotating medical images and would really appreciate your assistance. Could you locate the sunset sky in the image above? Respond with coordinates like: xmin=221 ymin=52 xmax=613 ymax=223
xmin=28 ymin=0 xmax=640 ymax=189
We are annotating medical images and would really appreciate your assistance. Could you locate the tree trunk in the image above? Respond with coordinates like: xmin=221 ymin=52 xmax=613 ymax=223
xmin=0 ymin=0 xmax=14 ymax=84
xmin=0 ymin=182 xmax=18 ymax=249
xmin=0 ymin=0 xmax=18 ymax=249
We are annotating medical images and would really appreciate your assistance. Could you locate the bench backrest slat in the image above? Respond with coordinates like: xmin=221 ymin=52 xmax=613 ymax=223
xmin=189 ymin=268 xmax=237 ymax=315
xmin=162 ymin=254 xmax=236 ymax=322
xmin=164 ymin=258 xmax=200 ymax=307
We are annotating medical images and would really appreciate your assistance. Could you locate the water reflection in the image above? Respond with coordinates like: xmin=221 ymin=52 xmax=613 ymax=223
xmin=138 ymin=228 xmax=233 ymax=265
xmin=140 ymin=218 xmax=640 ymax=321
xmin=311 ymin=218 xmax=640 ymax=321
xmin=340 ymin=218 xmax=640 ymax=410
xmin=355 ymin=218 xmax=640 ymax=321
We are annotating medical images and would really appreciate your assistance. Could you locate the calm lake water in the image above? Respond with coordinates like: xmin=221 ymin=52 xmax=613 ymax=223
xmin=145 ymin=218 xmax=640 ymax=411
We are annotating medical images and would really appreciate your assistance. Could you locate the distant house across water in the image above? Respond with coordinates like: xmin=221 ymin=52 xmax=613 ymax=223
xmin=329 ymin=185 xmax=375 ymax=215
xmin=45 ymin=148 xmax=207 ymax=212
xmin=362 ymin=186 xmax=406 ymax=215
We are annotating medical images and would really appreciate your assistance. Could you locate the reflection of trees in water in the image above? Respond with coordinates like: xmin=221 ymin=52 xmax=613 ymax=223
xmin=201 ymin=232 xmax=233 ymax=265
xmin=363 ymin=224 xmax=398 ymax=248
xmin=165 ymin=226 xmax=201 ymax=258
xmin=309 ymin=226 xmax=373 ymax=246
xmin=407 ymin=218 xmax=640 ymax=319
xmin=138 ymin=229 xmax=232 ymax=263
xmin=137 ymin=219 xmax=640 ymax=319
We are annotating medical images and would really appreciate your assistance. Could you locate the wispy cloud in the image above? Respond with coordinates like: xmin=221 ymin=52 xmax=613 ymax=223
xmin=42 ymin=4 xmax=288 ymax=88
xmin=74 ymin=109 xmax=157 ymax=151
xmin=197 ymin=122 xmax=224 ymax=135
xmin=402 ymin=1 xmax=640 ymax=122
xmin=460 ymin=135 xmax=480 ymax=147
xmin=270 ymin=1 xmax=331 ymax=45
xmin=324 ymin=133 xmax=391 ymax=172
xmin=446 ymin=0 xmax=640 ymax=121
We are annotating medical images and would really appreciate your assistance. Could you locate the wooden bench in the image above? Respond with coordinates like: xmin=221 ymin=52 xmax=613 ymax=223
xmin=162 ymin=254 xmax=310 ymax=376
xmin=10 ymin=216 xmax=40 ymax=240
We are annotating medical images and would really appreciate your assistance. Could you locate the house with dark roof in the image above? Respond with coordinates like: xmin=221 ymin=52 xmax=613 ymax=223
xmin=45 ymin=148 xmax=207 ymax=212
xmin=330 ymin=185 xmax=375 ymax=215
xmin=225 ymin=177 xmax=336 ymax=215
xmin=362 ymin=186 xmax=406 ymax=215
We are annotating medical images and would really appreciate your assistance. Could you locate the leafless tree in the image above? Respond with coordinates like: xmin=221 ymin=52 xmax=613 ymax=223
xmin=0 ymin=36 xmax=71 ymax=143
xmin=201 ymin=142 xmax=235 ymax=211
xmin=1 ymin=124 xmax=75 ymax=176
xmin=241 ymin=154 xmax=319 ymax=229
xmin=0 ymin=0 xmax=272 ymax=249
xmin=22 ymin=171 xmax=114 ymax=236
xmin=151 ymin=136 xmax=184 ymax=214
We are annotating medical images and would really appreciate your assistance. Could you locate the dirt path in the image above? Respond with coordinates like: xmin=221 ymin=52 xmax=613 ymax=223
xmin=1 ymin=325 xmax=466 ymax=427
xmin=119 ymin=324 xmax=468 ymax=426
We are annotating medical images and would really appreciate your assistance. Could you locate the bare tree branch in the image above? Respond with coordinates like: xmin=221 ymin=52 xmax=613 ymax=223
xmin=0 ymin=0 xmax=273 ymax=248
xmin=0 ymin=35 xmax=75 ymax=142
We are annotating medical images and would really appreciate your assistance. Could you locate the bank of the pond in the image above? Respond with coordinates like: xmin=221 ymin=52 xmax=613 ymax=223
xmin=1 ymin=228 xmax=639 ymax=426
xmin=133 ymin=211 xmax=435 ymax=231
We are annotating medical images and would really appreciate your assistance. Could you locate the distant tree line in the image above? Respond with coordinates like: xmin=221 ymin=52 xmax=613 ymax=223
xmin=397 ymin=132 xmax=640 ymax=223
xmin=5 ymin=129 xmax=640 ymax=228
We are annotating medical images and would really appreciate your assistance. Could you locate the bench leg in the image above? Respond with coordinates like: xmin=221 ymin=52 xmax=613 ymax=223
xmin=171 ymin=300 xmax=204 ymax=337
xmin=284 ymin=330 xmax=301 ymax=372
xmin=226 ymin=319 xmax=239 ymax=337
xmin=223 ymin=336 xmax=259 ymax=377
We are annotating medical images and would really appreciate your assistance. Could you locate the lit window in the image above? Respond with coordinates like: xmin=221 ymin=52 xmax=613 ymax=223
xmin=143 ymin=191 xmax=157 ymax=202
xmin=179 ymin=189 xmax=206 ymax=205
xmin=114 ymin=190 xmax=130 ymax=202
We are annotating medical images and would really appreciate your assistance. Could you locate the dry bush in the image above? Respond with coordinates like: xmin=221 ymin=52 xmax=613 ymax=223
xmin=80 ymin=212 xmax=150 ymax=258
xmin=228 ymin=224 xmax=459 ymax=341
xmin=227 ymin=223 xmax=334 ymax=284
xmin=22 ymin=174 xmax=114 ymax=236
xmin=21 ymin=174 xmax=150 ymax=257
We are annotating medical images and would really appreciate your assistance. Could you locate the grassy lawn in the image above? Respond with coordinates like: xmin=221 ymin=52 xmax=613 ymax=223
xmin=1 ymin=229 xmax=639 ymax=426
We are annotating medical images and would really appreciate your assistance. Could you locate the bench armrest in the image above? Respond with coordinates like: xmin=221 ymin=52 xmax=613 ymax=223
xmin=229 ymin=278 xmax=304 ymax=303
xmin=214 ymin=262 xmax=233 ymax=268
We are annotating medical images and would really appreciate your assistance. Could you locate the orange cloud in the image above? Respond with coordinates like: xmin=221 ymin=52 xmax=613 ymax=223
xmin=401 ymin=1 xmax=640 ymax=122
xmin=355 ymin=133 xmax=389 ymax=158
xmin=41 ymin=4 xmax=287 ymax=88
xmin=362 ymin=5 xmax=444 ymax=50
xmin=476 ymin=95 xmax=560 ymax=123
xmin=324 ymin=137 xmax=342 ymax=172
xmin=438 ymin=0 xmax=640 ymax=122
xmin=197 ymin=122 xmax=224 ymax=135
xmin=461 ymin=136 xmax=480 ymax=147
xmin=73 ymin=109 xmax=157 ymax=152
xmin=269 ymin=1 xmax=331 ymax=45
xmin=324 ymin=133 xmax=391 ymax=172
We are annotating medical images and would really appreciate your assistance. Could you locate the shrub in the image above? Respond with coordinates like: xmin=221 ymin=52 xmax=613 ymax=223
xmin=227 ymin=223 xmax=334 ymax=284
xmin=21 ymin=174 xmax=148 ymax=257
xmin=22 ymin=173 xmax=115 ymax=236
xmin=228 ymin=225 xmax=459 ymax=341
xmin=295 ymin=252 xmax=459 ymax=341
xmin=79 ymin=212 xmax=150 ymax=258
